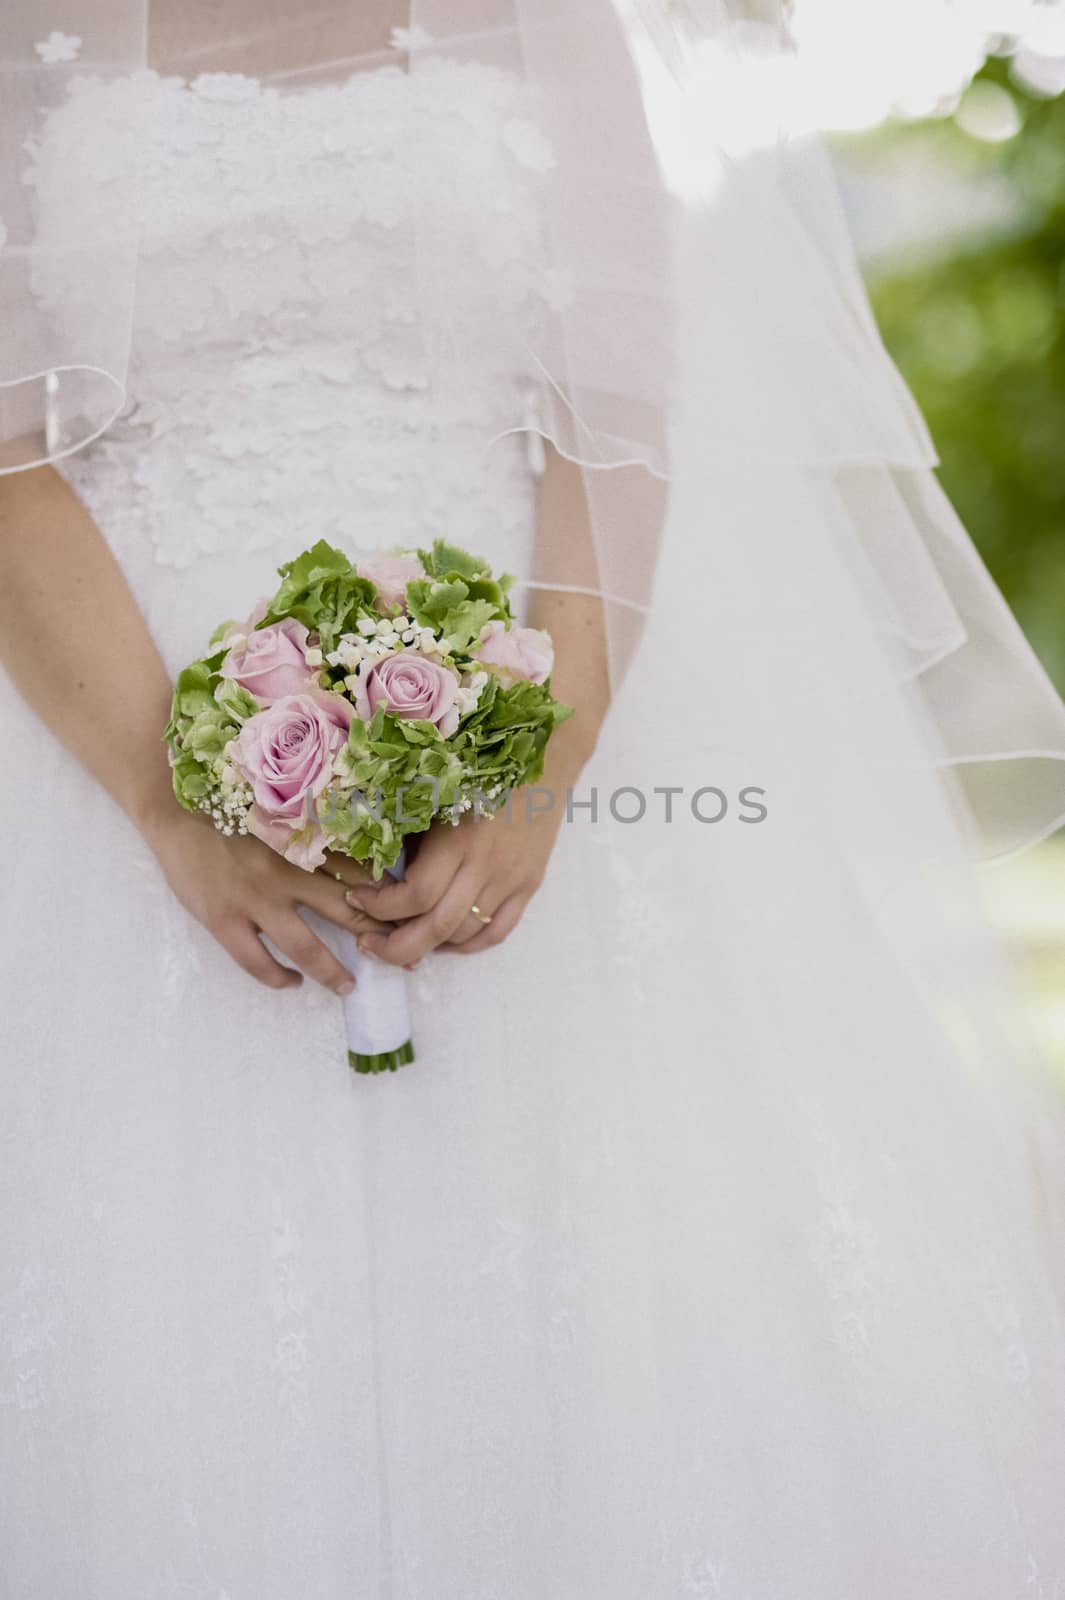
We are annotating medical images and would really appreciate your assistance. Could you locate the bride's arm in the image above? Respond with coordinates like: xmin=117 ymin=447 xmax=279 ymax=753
xmin=350 ymin=441 xmax=613 ymax=963
xmin=0 ymin=462 xmax=382 ymax=994
xmin=525 ymin=444 xmax=613 ymax=784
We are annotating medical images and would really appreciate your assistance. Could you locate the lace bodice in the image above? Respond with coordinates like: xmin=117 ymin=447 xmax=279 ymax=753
xmin=25 ymin=54 xmax=558 ymax=656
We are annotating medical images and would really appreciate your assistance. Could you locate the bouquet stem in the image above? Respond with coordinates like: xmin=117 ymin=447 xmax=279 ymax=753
xmin=349 ymin=1042 xmax=415 ymax=1074
xmin=337 ymin=847 xmax=413 ymax=1074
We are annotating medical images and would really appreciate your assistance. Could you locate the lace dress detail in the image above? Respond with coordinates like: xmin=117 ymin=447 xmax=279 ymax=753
xmin=24 ymin=61 xmax=557 ymax=627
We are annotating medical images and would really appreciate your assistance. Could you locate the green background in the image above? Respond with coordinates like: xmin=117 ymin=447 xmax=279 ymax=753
xmin=860 ymin=60 xmax=1065 ymax=692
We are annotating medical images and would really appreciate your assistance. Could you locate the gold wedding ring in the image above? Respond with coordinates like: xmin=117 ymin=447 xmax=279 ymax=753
xmin=470 ymin=904 xmax=493 ymax=925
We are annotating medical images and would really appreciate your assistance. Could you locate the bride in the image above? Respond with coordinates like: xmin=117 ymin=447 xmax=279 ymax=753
xmin=4 ymin=1 xmax=1065 ymax=1594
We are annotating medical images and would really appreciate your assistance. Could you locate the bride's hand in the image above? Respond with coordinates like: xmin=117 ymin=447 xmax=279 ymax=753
xmin=143 ymin=808 xmax=390 ymax=994
xmin=346 ymin=789 xmax=565 ymax=967
xmin=348 ymin=449 xmax=611 ymax=969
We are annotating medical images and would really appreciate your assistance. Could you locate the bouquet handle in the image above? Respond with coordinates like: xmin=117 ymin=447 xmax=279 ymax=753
xmin=337 ymin=848 xmax=413 ymax=1074
xmin=334 ymin=930 xmax=414 ymax=1074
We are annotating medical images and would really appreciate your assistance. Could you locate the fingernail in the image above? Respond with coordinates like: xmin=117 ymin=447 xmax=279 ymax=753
xmin=357 ymin=935 xmax=376 ymax=955
xmin=337 ymin=979 xmax=356 ymax=997
xmin=345 ymin=891 xmax=364 ymax=910
xmin=404 ymin=962 xmax=421 ymax=972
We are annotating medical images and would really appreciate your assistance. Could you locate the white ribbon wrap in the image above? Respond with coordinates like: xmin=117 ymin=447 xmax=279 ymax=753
xmin=335 ymin=929 xmax=413 ymax=1061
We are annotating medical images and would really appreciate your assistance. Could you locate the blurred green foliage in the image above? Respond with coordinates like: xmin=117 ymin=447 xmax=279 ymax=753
xmin=864 ymin=58 xmax=1065 ymax=690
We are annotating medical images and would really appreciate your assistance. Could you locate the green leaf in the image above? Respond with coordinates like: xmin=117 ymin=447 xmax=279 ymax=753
xmin=185 ymin=710 xmax=236 ymax=761
xmin=174 ymin=660 xmax=220 ymax=719
xmin=437 ymin=598 xmax=499 ymax=654
xmin=405 ymin=577 xmax=469 ymax=628
xmin=214 ymin=679 xmax=261 ymax=722
xmin=273 ymin=539 xmax=353 ymax=598
xmin=263 ymin=540 xmax=377 ymax=651
xmin=170 ymin=749 xmax=212 ymax=808
xmin=420 ymin=539 xmax=490 ymax=582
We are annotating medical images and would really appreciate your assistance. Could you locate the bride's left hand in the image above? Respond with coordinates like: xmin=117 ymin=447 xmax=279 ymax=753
xmin=346 ymin=790 xmax=565 ymax=965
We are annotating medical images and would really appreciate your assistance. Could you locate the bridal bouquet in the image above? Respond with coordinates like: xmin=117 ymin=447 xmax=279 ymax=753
xmin=164 ymin=539 xmax=572 ymax=1072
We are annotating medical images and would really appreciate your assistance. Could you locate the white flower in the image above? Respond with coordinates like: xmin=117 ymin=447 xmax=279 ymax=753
xmin=374 ymin=616 xmax=393 ymax=636
xmin=390 ymin=25 xmax=433 ymax=53
xmin=454 ymin=670 xmax=490 ymax=719
xmin=344 ymin=673 xmax=361 ymax=694
xmin=357 ymin=617 xmax=378 ymax=637
xmin=304 ymin=646 xmax=324 ymax=668
xmin=35 ymin=31 xmax=82 ymax=64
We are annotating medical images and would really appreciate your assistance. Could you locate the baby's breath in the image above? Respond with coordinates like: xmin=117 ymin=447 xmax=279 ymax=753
xmin=198 ymin=776 xmax=253 ymax=838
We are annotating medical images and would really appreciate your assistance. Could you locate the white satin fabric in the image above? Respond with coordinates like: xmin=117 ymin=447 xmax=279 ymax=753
xmin=3 ymin=12 xmax=1065 ymax=1600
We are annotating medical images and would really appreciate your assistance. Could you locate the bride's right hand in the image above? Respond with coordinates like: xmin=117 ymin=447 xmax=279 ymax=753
xmin=142 ymin=807 xmax=389 ymax=995
xmin=2 ymin=467 xmax=383 ymax=998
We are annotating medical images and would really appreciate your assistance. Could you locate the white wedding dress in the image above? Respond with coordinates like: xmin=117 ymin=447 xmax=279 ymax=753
xmin=4 ymin=49 xmax=1065 ymax=1600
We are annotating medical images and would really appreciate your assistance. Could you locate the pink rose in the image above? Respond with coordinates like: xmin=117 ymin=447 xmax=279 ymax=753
xmin=246 ymin=806 xmax=330 ymax=872
xmin=474 ymin=622 xmax=553 ymax=686
xmin=356 ymin=550 xmax=425 ymax=613
xmin=220 ymin=617 xmax=317 ymax=706
xmin=354 ymin=650 xmax=460 ymax=737
xmin=231 ymin=691 xmax=354 ymax=825
xmin=219 ymin=596 xmax=271 ymax=651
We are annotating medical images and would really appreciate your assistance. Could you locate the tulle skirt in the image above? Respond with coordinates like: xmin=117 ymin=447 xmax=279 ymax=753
xmin=4 ymin=582 xmax=1065 ymax=1596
